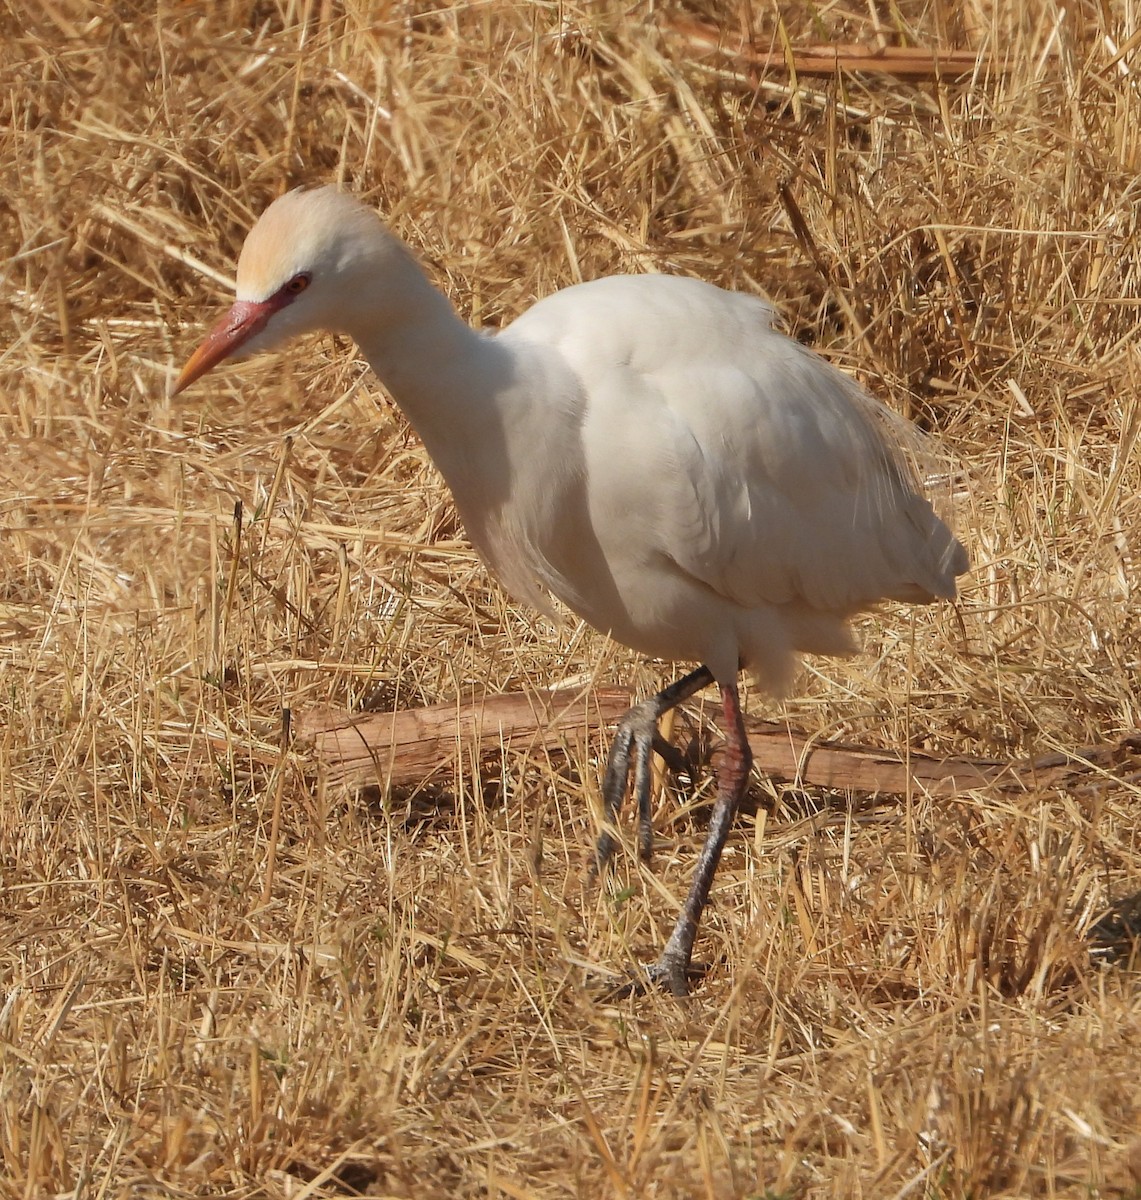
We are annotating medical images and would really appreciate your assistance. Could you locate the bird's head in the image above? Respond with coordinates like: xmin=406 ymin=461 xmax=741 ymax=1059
xmin=171 ymin=186 xmax=400 ymax=395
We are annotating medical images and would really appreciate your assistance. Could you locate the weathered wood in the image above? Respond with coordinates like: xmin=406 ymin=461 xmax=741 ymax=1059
xmin=296 ymin=686 xmax=1140 ymax=797
xmin=735 ymin=723 xmax=1010 ymax=797
xmin=669 ymin=18 xmax=988 ymax=81
xmin=295 ymin=687 xmax=635 ymax=788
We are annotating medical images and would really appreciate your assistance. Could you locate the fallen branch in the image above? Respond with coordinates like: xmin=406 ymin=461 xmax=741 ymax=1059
xmin=296 ymin=687 xmax=634 ymax=788
xmin=668 ymin=18 xmax=988 ymax=81
xmin=295 ymin=688 xmax=1141 ymax=797
xmin=734 ymin=724 xmax=1008 ymax=797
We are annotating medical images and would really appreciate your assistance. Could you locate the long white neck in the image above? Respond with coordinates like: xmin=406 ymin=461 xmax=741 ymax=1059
xmin=335 ymin=244 xmax=589 ymax=617
xmin=350 ymin=264 xmax=493 ymax=444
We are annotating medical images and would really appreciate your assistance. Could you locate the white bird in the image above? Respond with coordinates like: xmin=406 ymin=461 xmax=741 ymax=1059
xmin=174 ymin=186 xmax=967 ymax=995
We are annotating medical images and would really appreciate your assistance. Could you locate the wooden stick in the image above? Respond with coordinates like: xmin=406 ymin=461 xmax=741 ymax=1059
xmin=295 ymin=687 xmax=1141 ymax=798
xmin=295 ymin=687 xmax=634 ymax=788
xmin=667 ymin=18 xmax=990 ymax=81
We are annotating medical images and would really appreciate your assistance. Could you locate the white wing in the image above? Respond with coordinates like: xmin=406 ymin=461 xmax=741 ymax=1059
xmin=505 ymin=274 xmax=966 ymax=619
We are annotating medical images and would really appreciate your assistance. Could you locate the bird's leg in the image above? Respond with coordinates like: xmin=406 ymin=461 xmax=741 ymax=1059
xmin=594 ymin=665 xmax=714 ymax=873
xmin=648 ymin=679 xmax=752 ymax=997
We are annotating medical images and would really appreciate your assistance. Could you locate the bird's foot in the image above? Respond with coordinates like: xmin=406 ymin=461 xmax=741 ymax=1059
xmin=593 ymin=700 xmax=660 ymax=875
xmin=645 ymin=950 xmax=700 ymax=997
xmin=593 ymin=667 xmax=714 ymax=877
xmin=596 ymin=954 xmax=706 ymax=1000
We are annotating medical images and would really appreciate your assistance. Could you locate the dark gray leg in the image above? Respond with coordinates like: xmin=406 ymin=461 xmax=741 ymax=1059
xmin=648 ymin=679 xmax=752 ymax=996
xmin=594 ymin=665 xmax=714 ymax=872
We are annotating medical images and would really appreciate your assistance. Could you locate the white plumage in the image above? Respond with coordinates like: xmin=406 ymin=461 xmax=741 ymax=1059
xmin=175 ymin=186 xmax=967 ymax=994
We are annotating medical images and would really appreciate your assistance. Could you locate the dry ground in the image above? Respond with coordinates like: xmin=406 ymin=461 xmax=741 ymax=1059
xmin=2 ymin=1 xmax=1141 ymax=1196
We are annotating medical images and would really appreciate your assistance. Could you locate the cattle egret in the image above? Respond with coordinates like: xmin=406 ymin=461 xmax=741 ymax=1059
xmin=174 ymin=186 xmax=967 ymax=995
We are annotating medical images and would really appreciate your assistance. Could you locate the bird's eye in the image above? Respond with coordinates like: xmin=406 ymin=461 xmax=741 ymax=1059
xmin=284 ymin=273 xmax=311 ymax=295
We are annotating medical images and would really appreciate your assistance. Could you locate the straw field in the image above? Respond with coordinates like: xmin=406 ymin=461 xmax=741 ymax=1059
xmin=3 ymin=1 xmax=1141 ymax=1195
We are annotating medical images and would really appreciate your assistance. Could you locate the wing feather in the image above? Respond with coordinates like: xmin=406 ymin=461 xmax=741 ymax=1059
xmin=511 ymin=273 xmax=966 ymax=618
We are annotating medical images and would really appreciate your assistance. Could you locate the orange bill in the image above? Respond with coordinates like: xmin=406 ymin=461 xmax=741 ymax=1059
xmin=171 ymin=299 xmax=276 ymax=396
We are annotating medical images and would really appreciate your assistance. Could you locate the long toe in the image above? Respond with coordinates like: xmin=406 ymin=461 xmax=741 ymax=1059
xmin=631 ymin=728 xmax=657 ymax=864
xmin=593 ymin=728 xmax=635 ymax=874
xmin=592 ymin=830 xmax=619 ymax=875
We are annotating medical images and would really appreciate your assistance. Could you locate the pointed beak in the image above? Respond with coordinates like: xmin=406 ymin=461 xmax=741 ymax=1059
xmin=170 ymin=299 xmax=276 ymax=396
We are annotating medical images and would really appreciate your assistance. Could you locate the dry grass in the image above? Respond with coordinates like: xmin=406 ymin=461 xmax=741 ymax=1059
xmin=2 ymin=0 xmax=1141 ymax=1195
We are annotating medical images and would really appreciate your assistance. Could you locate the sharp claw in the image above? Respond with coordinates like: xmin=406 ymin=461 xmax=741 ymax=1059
xmin=592 ymin=828 xmax=619 ymax=877
xmin=637 ymin=820 xmax=654 ymax=863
